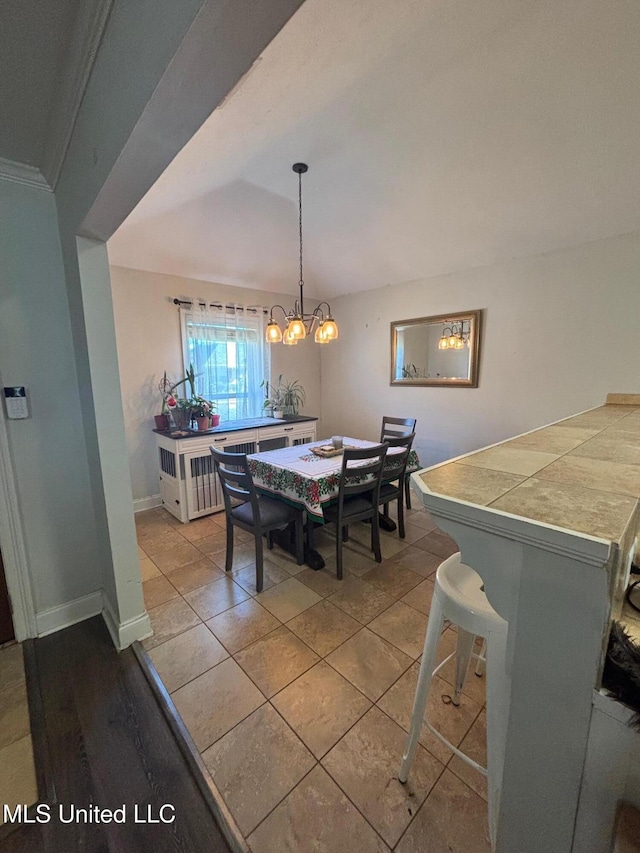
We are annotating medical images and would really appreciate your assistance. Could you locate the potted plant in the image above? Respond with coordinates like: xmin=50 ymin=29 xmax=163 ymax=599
xmin=279 ymin=376 xmax=306 ymax=416
xmin=155 ymin=371 xmax=172 ymax=430
xmin=262 ymin=378 xmax=284 ymax=418
xmin=163 ymin=364 xmax=197 ymax=432
xmin=191 ymin=396 xmax=218 ymax=431
xmin=261 ymin=375 xmax=306 ymax=418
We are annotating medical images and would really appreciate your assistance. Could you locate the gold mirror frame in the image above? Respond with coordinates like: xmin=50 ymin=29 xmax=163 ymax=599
xmin=390 ymin=310 xmax=482 ymax=387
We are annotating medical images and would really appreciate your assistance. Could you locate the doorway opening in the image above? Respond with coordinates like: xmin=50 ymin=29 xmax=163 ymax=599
xmin=0 ymin=546 xmax=14 ymax=645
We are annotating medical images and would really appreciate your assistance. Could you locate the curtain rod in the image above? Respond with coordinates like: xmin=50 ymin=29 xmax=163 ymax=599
xmin=173 ymin=298 xmax=268 ymax=315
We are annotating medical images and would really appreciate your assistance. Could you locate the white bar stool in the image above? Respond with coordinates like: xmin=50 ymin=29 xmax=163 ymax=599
xmin=399 ymin=551 xmax=508 ymax=846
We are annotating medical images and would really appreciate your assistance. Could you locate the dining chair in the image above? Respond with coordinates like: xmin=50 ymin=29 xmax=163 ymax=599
xmin=380 ymin=416 xmax=417 ymax=509
xmin=378 ymin=433 xmax=415 ymax=539
xmin=210 ymin=446 xmax=304 ymax=592
xmin=323 ymin=443 xmax=388 ymax=580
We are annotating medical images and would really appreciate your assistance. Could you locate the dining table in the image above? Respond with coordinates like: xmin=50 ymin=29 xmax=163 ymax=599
xmin=248 ymin=437 xmax=420 ymax=568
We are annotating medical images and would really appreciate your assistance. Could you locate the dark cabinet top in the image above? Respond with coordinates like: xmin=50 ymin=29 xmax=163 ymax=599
xmin=153 ymin=415 xmax=318 ymax=440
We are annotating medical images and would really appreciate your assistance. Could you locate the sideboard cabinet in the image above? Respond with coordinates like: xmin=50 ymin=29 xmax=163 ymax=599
xmin=154 ymin=416 xmax=317 ymax=522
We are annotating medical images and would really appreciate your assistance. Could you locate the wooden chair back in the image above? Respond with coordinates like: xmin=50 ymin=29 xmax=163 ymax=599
xmin=380 ymin=416 xmax=417 ymax=441
xmin=338 ymin=443 xmax=388 ymax=507
xmin=210 ymin=447 xmax=259 ymax=517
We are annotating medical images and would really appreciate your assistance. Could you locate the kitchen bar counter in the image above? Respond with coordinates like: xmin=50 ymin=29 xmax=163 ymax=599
xmin=418 ymin=396 xmax=640 ymax=638
xmin=419 ymin=397 xmax=640 ymax=543
xmin=411 ymin=394 xmax=640 ymax=853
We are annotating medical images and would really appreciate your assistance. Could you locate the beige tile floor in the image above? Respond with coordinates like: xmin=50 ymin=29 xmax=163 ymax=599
xmin=0 ymin=642 xmax=38 ymax=826
xmin=138 ymin=504 xmax=490 ymax=852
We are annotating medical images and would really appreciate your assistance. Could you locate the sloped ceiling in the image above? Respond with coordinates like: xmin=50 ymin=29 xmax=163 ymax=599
xmin=0 ymin=0 xmax=80 ymax=167
xmin=107 ymin=0 xmax=640 ymax=299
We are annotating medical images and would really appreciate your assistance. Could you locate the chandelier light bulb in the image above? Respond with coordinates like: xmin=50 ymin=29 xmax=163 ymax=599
xmin=314 ymin=322 xmax=329 ymax=343
xmin=454 ymin=336 xmax=465 ymax=349
xmin=283 ymin=324 xmax=298 ymax=345
xmin=322 ymin=317 xmax=338 ymax=340
xmin=265 ymin=320 xmax=283 ymax=343
xmin=438 ymin=336 xmax=448 ymax=350
xmin=289 ymin=316 xmax=306 ymax=340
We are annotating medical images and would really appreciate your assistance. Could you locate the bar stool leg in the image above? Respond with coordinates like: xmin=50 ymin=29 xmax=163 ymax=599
xmin=475 ymin=638 xmax=487 ymax=677
xmin=485 ymin=629 xmax=509 ymax=850
xmin=452 ymin=629 xmax=475 ymax=706
xmin=399 ymin=595 xmax=445 ymax=783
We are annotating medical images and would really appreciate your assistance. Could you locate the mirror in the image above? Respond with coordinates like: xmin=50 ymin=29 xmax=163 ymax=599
xmin=390 ymin=310 xmax=481 ymax=387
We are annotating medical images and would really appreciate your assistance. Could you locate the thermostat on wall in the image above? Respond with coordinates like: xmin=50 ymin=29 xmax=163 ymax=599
xmin=3 ymin=387 xmax=29 ymax=419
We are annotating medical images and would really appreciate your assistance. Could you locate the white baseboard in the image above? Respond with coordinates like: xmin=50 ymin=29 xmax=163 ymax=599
xmin=133 ymin=494 xmax=162 ymax=513
xmin=102 ymin=601 xmax=152 ymax=650
xmin=36 ymin=590 xmax=104 ymax=637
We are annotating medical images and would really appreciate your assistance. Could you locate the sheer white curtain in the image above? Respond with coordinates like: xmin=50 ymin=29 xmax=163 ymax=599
xmin=181 ymin=303 xmax=270 ymax=421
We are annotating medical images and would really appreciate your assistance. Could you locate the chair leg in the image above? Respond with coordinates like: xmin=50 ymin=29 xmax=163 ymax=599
xmin=267 ymin=531 xmax=274 ymax=550
xmin=452 ymin=629 xmax=475 ymax=706
xmin=254 ymin=530 xmax=264 ymax=593
xmin=397 ymin=493 xmax=405 ymax=539
xmin=371 ymin=511 xmax=382 ymax=563
xmin=475 ymin=638 xmax=487 ymax=677
xmin=225 ymin=520 xmax=234 ymax=573
xmin=342 ymin=525 xmax=349 ymax=543
xmin=485 ymin=629 xmax=509 ymax=849
xmin=405 ymin=474 xmax=412 ymax=509
xmin=336 ymin=529 xmax=343 ymax=580
xmin=399 ymin=594 xmax=445 ymax=783
xmin=294 ymin=513 xmax=304 ymax=566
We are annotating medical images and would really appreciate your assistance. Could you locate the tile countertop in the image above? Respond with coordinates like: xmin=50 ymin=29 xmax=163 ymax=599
xmin=417 ymin=394 xmax=640 ymax=640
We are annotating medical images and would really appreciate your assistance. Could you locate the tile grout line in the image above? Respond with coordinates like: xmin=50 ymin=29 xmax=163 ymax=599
xmin=138 ymin=508 xmax=490 ymax=849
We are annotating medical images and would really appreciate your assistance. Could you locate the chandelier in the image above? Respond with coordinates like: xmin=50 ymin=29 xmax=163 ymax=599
xmin=438 ymin=319 xmax=470 ymax=350
xmin=265 ymin=163 xmax=339 ymax=345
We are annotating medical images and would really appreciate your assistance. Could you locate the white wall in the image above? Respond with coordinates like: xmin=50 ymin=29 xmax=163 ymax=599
xmin=109 ymin=265 xmax=322 ymax=504
xmin=0 ymin=180 xmax=102 ymax=617
xmin=321 ymin=230 xmax=640 ymax=466
xmin=0 ymin=0 xmax=303 ymax=643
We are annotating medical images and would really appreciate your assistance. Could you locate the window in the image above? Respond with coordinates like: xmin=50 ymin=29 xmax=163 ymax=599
xmin=181 ymin=303 xmax=270 ymax=421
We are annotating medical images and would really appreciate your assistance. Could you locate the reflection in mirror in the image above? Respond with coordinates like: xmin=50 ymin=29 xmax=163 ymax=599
xmin=390 ymin=310 xmax=481 ymax=387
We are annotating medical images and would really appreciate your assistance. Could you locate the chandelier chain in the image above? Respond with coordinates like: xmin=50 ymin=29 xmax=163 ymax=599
xmin=264 ymin=162 xmax=338 ymax=344
xmin=298 ymin=169 xmax=304 ymax=288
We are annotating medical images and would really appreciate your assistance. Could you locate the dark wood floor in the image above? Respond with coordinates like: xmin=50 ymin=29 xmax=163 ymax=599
xmin=0 ymin=617 xmax=234 ymax=853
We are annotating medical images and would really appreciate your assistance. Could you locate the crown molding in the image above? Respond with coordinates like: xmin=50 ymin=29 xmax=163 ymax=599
xmin=0 ymin=157 xmax=52 ymax=192
xmin=41 ymin=0 xmax=114 ymax=189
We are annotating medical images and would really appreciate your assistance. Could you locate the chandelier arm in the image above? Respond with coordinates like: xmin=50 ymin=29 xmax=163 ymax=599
xmin=269 ymin=304 xmax=290 ymax=322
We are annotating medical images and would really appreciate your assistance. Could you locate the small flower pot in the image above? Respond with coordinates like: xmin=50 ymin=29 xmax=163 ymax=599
xmin=211 ymin=414 xmax=221 ymax=428
xmin=195 ymin=416 xmax=210 ymax=432
xmin=154 ymin=414 xmax=170 ymax=430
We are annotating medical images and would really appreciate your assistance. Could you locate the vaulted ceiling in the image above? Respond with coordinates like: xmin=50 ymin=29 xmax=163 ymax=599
xmin=0 ymin=0 xmax=80 ymax=167
xmin=108 ymin=0 xmax=640 ymax=299
xmin=0 ymin=0 xmax=111 ymax=188
xmin=3 ymin=1 xmax=640 ymax=293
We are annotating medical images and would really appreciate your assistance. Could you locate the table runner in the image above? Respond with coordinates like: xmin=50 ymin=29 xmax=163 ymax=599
xmin=248 ymin=437 xmax=420 ymax=522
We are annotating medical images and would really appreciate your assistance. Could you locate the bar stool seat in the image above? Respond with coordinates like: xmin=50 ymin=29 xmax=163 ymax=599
xmin=399 ymin=551 xmax=508 ymax=845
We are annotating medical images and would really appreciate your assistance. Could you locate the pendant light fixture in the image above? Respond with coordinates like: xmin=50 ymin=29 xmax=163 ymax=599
xmin=265 ymin=163 xmax=339 ymax=345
